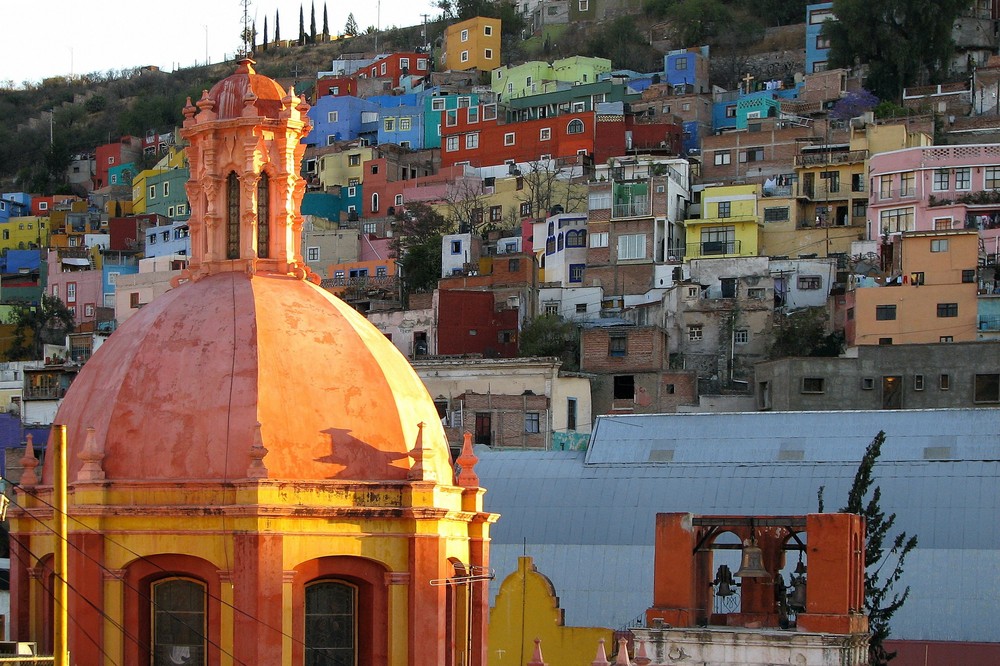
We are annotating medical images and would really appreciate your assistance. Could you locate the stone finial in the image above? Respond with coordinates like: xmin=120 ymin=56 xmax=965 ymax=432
xmin=591 ymin=638 xmax=611 ymax=666
xmin=19 ymin=434 xmax=39 ymax=488
xmin=242 ymin=89 xmax=259 ymax=117
xmin=196 ymin=89 xmax=216 ymax=116
xmin=634 ymin=638 xmax=651 ymax=666
xmin=247 ymin=422 xmax=269 ymax=479
xmin=526 ymin=638 xmax=548 ymax=666
xmin=77 ymin=426 xmax=106 ymax=481
xmin=456 ymin=431 xmax=479 ymax=487
xmin=408 ymin=422 xmax=435 ymax=481
xmin=614 ymin=638 xmax=631 ymax=665
xmin=182 ymin=96 xmax=198 ymax=122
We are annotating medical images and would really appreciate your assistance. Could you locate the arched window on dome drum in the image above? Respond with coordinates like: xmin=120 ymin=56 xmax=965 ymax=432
xmin=256 ymin=173 xmax=270 ymax=259
xmin=152 ymin=578 xmax=206 ymax=666
xmin=226 ymin=172 xmax=240 ymax=260
xmin=305 ymin=580 xmax=356 ymax=666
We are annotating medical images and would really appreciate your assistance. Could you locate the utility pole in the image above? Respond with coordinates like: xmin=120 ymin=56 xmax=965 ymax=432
xmin=53 ymin=425 xmax=68 ymax=666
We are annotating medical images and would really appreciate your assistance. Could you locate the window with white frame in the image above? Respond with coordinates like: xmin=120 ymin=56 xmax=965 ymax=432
xmin=399 ymin=58 xmax=410 ymax=71
xmin=714 ymin=151 xmax=731 ymax=166
xmin=879 ymin=207 xmax=914 ymax=233
xmin=461 ymin=29 xmax=469 ymax=41
xmin=734 ymin=329 xmax=749 ymax=344
xmin=307 ymin=247 xmax=320 ymax=261
xmin=446 ymin=110 xmax=458 ymax=126
xmin=484 ymin=49 xmax=493 ymax=60
xmin=431 ymin=98 xmax=446 ymax=111
xmin=955 ymin=167 xmax=971 ymax=190
xmin=589 ymin=231 xmax=609 ymax=248
xmin=484 ymin=24 xmax=493 ymax=36
xmin=148 ymin=185 xmax=156 ymax=199
xmin=465 ymin=132 xmax=479 ymax=149
xmin=589 ymin=191 xmax=611 ymax=210
xmin=688 ymin=325 xmax=703 ymax=341
xmin=460 ymin=51 xmax=469 ymax=63
xmin=67 ymin=282 xmax=77 ymax=303
xmin=371 ymin=193 xmax=379 ymax=212
xmin=417 ymin=58 xmax=428 ymax=70
xmin=617 ymin=233 xmax=646 ymax=260
xmin=327 ymin=135 xmax=337 ymax=146
xmin=504 ymin=132 xmax=515 ymax=146
xmin=327 ymin=111 xmax=339 ymax=122
xmin=540 ymin=127 xmax=551 ymax=141
xmin=446 ymin=136 xmax=459 ymax=151
xmin=579 ymin=0 xmax=588 ymax=9
xmin=399 ymin=117 xmax=411 ymax=131
xmin=394 ymin=194 xmax=403 ymax=206
xmin=567 ymin=119 xmax=585 ymax=134
xmin=467 ymin=107 xmax=478 ymax=123
xmin=348 ymin=186 xmax=357 ymax=197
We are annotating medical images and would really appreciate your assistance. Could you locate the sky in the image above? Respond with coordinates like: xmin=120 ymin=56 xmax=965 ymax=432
xmin=1 ymin=0 xmax=438 ymax=87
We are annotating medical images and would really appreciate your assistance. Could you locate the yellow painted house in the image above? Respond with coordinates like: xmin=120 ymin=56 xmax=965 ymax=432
xmin=316 ymin=145 xmax=376 ymax=190
xmin=0 ymin=215 xmax=49 ymax=251
xmin=489 ymin=556 xmax=612 ymax=666
xmin=685 ymin=184 xmax=761 ymax=259
xmin=442 ymin=16 xmax=501 ymax=73
xmin=132 ymin=147 xmax=187 ymax=214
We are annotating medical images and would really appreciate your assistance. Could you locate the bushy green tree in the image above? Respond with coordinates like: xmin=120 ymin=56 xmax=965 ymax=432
xmin=390 ymin=203 xmax=451 ymax=298
xmin=586 ymin=16 xmax=662 ymax=72
xmin=344 ymin=13 xmax=359 ymax=37
xmin=6 ymin=295 xmax=75 ymax=361
xmin=824 ymin=0 xmax=966 ymax=100
xmin=518 ymin=314 xmax=579 ymax=369
xmin=767 ymin=306 xmax=843 ymax=359
xmin=666 ymin=0 xmax=732 ymax=47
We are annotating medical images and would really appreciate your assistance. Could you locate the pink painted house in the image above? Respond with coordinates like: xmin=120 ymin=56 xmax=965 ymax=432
xmin=46 ymin=249 xmax=103 ymax=328
xmin=868 ymin=144 xmax=1000 ymax=257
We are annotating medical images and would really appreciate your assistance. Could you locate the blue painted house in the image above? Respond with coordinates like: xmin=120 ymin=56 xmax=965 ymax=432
xmin=664 ymin=47 xmax=710 ymax=93
xmin=0 ymin=193 xmax=31 ymax=223
xmin=806 ymin=2 xmax=835 ymax=74
xmin=373 ymin=92 xmax=427 ymax=149
xmin=103 ymin=255 xmax=140 ymax=309
xmin=143 ymin=222 xmax=190 ymax=260
xmin=306 ymin=96 xmax=380 ymax=147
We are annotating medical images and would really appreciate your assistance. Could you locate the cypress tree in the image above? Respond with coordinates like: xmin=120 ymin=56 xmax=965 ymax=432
xmin=322 ymin=3 xmax=330 ymax=41
xmin=299 ymin=4 xmax=306 ymax=45
xmin=310 ymin=1 xmax=317 ymax=43
xmin=263 ymin=16 xmax=269 ymax=51
xmin=275 ymin=10 xmax=281 ymax=43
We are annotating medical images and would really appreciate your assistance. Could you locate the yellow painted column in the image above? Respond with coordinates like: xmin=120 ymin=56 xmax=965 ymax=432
xmin=218 ymin=570 xmax=234 ymax=666
xmin=102 ymin=570 xmax=125 ymax=666
xmin=27 ymin=567 xmax=42 ymax=643
xmin=282 ymin=571 xmax=296 ymax=666
xmin=386 ymin=572 xmax=410 ymax=666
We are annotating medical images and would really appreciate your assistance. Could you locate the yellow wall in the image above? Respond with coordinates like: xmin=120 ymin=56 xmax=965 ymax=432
xmin=686 ymin=186 xmax=761 ymax=259
xmin=0 ymin=216 xmax=49 ymax=251
xmin=317 ymin=146 xmax=375 ymax=189
xmin=489 ymin=556 xmax=612 ymax=666
xmin=444 ymin=17 xmax=501 ymax=72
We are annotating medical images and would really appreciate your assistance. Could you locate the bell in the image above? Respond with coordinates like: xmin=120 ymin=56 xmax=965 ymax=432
xmin=788 ymin=575 xmax=807 ymax=611
xmin=735 ymin=542 xmax=770 ymax=579
xmin=713 ymin=564 xmax=738 ymax=598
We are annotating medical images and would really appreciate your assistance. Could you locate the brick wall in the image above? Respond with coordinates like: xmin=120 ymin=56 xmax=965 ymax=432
xmin=460 ymin=392 xmax=549 ymax=449
xmin=580 ymin=326 xmax=668 ymax=373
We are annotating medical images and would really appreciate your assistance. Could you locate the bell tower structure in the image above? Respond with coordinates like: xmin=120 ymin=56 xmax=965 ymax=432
xmin=179 ymin=58 xmax=316 ymax=281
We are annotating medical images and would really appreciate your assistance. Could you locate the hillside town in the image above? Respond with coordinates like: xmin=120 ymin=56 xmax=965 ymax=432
xmin=0 ymin=1 xmax=998 ymax=665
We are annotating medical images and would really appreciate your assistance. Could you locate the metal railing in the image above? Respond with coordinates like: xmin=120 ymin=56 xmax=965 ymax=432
xmin=611 ymin=199 xmax=650 ymax=219
xmin=686 ymin=240 xmax=742 ymax=258
xmin=794 ymin=150 xmax=868 ymax=167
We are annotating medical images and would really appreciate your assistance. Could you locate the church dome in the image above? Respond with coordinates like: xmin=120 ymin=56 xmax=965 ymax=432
xmin=207 ymin=58 xmax=287 ymax=119
xmin=43 ymin=271 xmax=453 ymax=484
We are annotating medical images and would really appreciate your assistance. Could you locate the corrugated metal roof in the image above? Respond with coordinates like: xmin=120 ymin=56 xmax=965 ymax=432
xmin=477 ymin=409 xmax=1000 ymax=642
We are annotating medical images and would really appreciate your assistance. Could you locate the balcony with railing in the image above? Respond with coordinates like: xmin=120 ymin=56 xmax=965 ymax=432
xmin=796 ymin=181 xmax=851 ymax=201
xmin=980 ymin=315 xmax=1000 ymax=331
xmin=611 ymin=198 xmax=651 ymax=219
xmin=794 ymin=150 xmax=868 ymax=168
xmin=686 ymin=239 xmax=743 ymax=259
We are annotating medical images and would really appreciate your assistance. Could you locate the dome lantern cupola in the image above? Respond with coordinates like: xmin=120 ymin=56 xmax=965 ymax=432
xmin=179 ymin=59 xmax=316 ymax=283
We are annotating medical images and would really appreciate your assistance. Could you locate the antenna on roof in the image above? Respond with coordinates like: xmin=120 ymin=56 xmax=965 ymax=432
xmin=240 ymin=0 xmax=254 ymax=59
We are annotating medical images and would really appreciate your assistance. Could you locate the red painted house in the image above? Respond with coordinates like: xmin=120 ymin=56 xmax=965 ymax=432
xmin=314 ymin=76 xmax=358 ymax=98
xmin=360 ymin=52 xmax=431 ymax=88
xmin=436 ymin=289 xmax=519 ymax=357
xmin=31 ymin=195 xmax=78 ymax=217
xmin=109 ymin=214 xmax=169 ymax=252
xmin=94 ymin=136 xmax=142 ymax=190
xmin=592 ymin=114 xmax=684 ymax=163
xmin=441 ymin=104 xmax=595 ymax=168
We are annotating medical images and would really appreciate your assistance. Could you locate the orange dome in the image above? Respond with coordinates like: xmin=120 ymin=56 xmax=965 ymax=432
xmin=207 ymin=58 xmax=287 ymax=119
xmin=42 ymin=272 xmax=453 ymax=484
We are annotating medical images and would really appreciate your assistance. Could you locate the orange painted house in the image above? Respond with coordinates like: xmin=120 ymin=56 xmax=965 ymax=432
xmin=846 ymin=230 xmax=980 ymax=346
